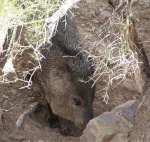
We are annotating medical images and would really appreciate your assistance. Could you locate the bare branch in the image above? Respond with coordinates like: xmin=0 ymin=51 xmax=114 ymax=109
xmin=46 ymin=0 xmax=80 ymax=39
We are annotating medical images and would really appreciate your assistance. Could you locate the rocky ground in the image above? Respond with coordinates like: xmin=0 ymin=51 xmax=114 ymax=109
xmin=0 ymin=0 xmax=150 ymax=141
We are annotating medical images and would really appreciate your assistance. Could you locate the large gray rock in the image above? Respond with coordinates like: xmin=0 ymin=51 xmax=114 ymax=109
xmin=80 ymin=100 xmax=139 ymax=142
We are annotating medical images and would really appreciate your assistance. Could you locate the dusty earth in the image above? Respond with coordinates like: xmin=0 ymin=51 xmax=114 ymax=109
xmin=0 ymin=0 xmax=150 ymax=142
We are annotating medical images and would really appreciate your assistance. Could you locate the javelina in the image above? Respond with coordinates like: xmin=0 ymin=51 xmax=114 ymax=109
xmin=32 ymin=11 xmax=95 ymax=136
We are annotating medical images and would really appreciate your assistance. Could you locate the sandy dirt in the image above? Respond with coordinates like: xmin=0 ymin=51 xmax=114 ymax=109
xmin=0 ymin=0 xmax=150 ymax=142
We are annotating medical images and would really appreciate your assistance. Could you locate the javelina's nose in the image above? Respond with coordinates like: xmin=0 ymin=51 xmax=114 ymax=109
xmin=77 ymin=120 xmax=89 ymax=128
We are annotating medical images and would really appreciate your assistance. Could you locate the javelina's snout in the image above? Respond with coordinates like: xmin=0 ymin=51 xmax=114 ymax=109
xmin=74 ymin=106 xmax=93 ymax=128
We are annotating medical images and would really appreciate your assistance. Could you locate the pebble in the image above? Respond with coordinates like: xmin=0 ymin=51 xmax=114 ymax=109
xmin=138 ymin=28 xmax=146 ymax=33
xmin=86 ymin=0 xmax=99 ymax=3
xmin=81 ymin=24 xmax=86 ymax=27
xmin=8 ymin=134 xmax=26 ymax=141
xmin=85 ymin=27 xmax=91 ymax=32
xmin=37 ymin=139 xmax=44 ymax=142
xmin=3 ymin=100 xmax=10 ymax=108
xmin=133 ymin=96 xmax=137 ymax=100
xmin=11 ymin=89 xmax=17 ymax=94
xmin=99 ymin=11 xmax=111 ymax=21
xmin=92 ymin=19 xmax=100 ymax=24
xmin=91 ymin=26 xmax=97 ymax=33
xmin=95 ymin=8 xmax=101 ymax=16
xmin=2 ymin=95 xmax=9 ymax=99
xmin=0 ymin=97 xmax=3 ymax=103
xmin=90 ymin=9 xmax=95 ymax=17
xmin=0 ymin=109 xmax=3 ymax=125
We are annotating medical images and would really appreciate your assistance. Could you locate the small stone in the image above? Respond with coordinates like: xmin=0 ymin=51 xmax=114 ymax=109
xmin=133 ymin=96 xmax=137 ymax=100
xmin=8 ymin=134 xmax=26 ymax=141
xmin=81 ymin=24 xmax=86 ymax=27
xmin=11 ymin=89 xmax=17 ymax=94
xmin=37 ymin=139 xmax=44 ymax=142
xmin=0 ymin=109 xmax=3 ymax=125
xmin=91 ymin=26 xmax=97 ymax=33
xmin=2 ymin=95 xmax=9 ymax=99
xmin=3 ymin=100 xmax=10 ymax=109
xmin=0 ymin=97 xmax=3 ymax=103
xmin=109 ymin=0 xmax=119 ymax=7
xmin=95 ymin=8 xmax=101 ymax=16
xmin=138 ymin=28 xmax=146 ymax=33
xmin=86 ymin=0 xmax=99 ymax=3
xmin=85 ymin=27 xmax=91 ymax=32
xmin=90 ymin=10 xmax=95 ymax=17
xmin=92 ymin=19 xmax=100 ymax=24
xmin=99 ymin=11 xmax=111 ymax=21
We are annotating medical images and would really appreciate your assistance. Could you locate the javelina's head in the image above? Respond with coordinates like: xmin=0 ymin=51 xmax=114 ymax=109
xmin=47 ymin=55 xmax=95 ymax=129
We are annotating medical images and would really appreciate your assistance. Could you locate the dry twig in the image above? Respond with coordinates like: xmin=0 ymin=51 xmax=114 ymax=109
xmin=16 ymin=102 xmax=39 ymax=128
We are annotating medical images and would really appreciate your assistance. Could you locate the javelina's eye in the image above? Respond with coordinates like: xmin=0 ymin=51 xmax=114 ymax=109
xmin=73 ymin=98 xmax=81 ymax=106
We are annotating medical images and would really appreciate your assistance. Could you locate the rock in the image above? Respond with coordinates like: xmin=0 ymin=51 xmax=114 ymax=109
xmin=80 ymin=123 xmax=128 ymax=142
xmin=111 ymin=133 xmax=129 ymax=142
xmin=95 ymin=8 xmax=101 ymax=16
xmin=92 ymin=19 xmax=100 ymax=24
xmin=3 ymin=100 xmax=10 ymax=109
xmin=133 ymin=96 xmax=137 ymax=100
xmin=80 ymin=100 xmax=139 ymax=142
xmin=81 ymin=24 xmax=86 ymax=27
xmin=109 ymin=0 xmax=119 ymax=8
xmin=91 ymin=26 xmax=97 ymax=33
xmin=2 ymin=94 xmax=9 ymax=99
xmin=11 ymin=89 xmax=17 ymax=94
xmin=138 ymin=28 xmax=146 ymax=33
xmin=133 ymin=0 xmax=150 ymax=4
xmin=37 ymin=139 xmax=44 ymax=142
xmin=8 ymin=134 xmax=26 ymax=141
xmin=86 ymin=0 xmax=99 ymax=3
xmin=90 ymin=9 xmax=95 ymax=17
xmin=96 ymin=100 xmax=139 ymax=127
xmin=0 ymin=109 xmax=3 ymax=130
xmin=0 ymin=97 xmax=3 ymax=103
xmin=122 ymin=78 xmax=137 ymax=91
xmin=85 ymin=27 xmax=91 ymax=32
xmin=99 ymin=11 xmax=111 ymax=21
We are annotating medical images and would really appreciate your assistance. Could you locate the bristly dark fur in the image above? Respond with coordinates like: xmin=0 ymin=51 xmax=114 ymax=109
xmin=32 ymin=11 xmax=95 ymax=136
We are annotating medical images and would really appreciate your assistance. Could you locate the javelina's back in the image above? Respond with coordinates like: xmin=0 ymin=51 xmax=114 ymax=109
xmin=32 ymin=12 xmax=95 ymax=136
